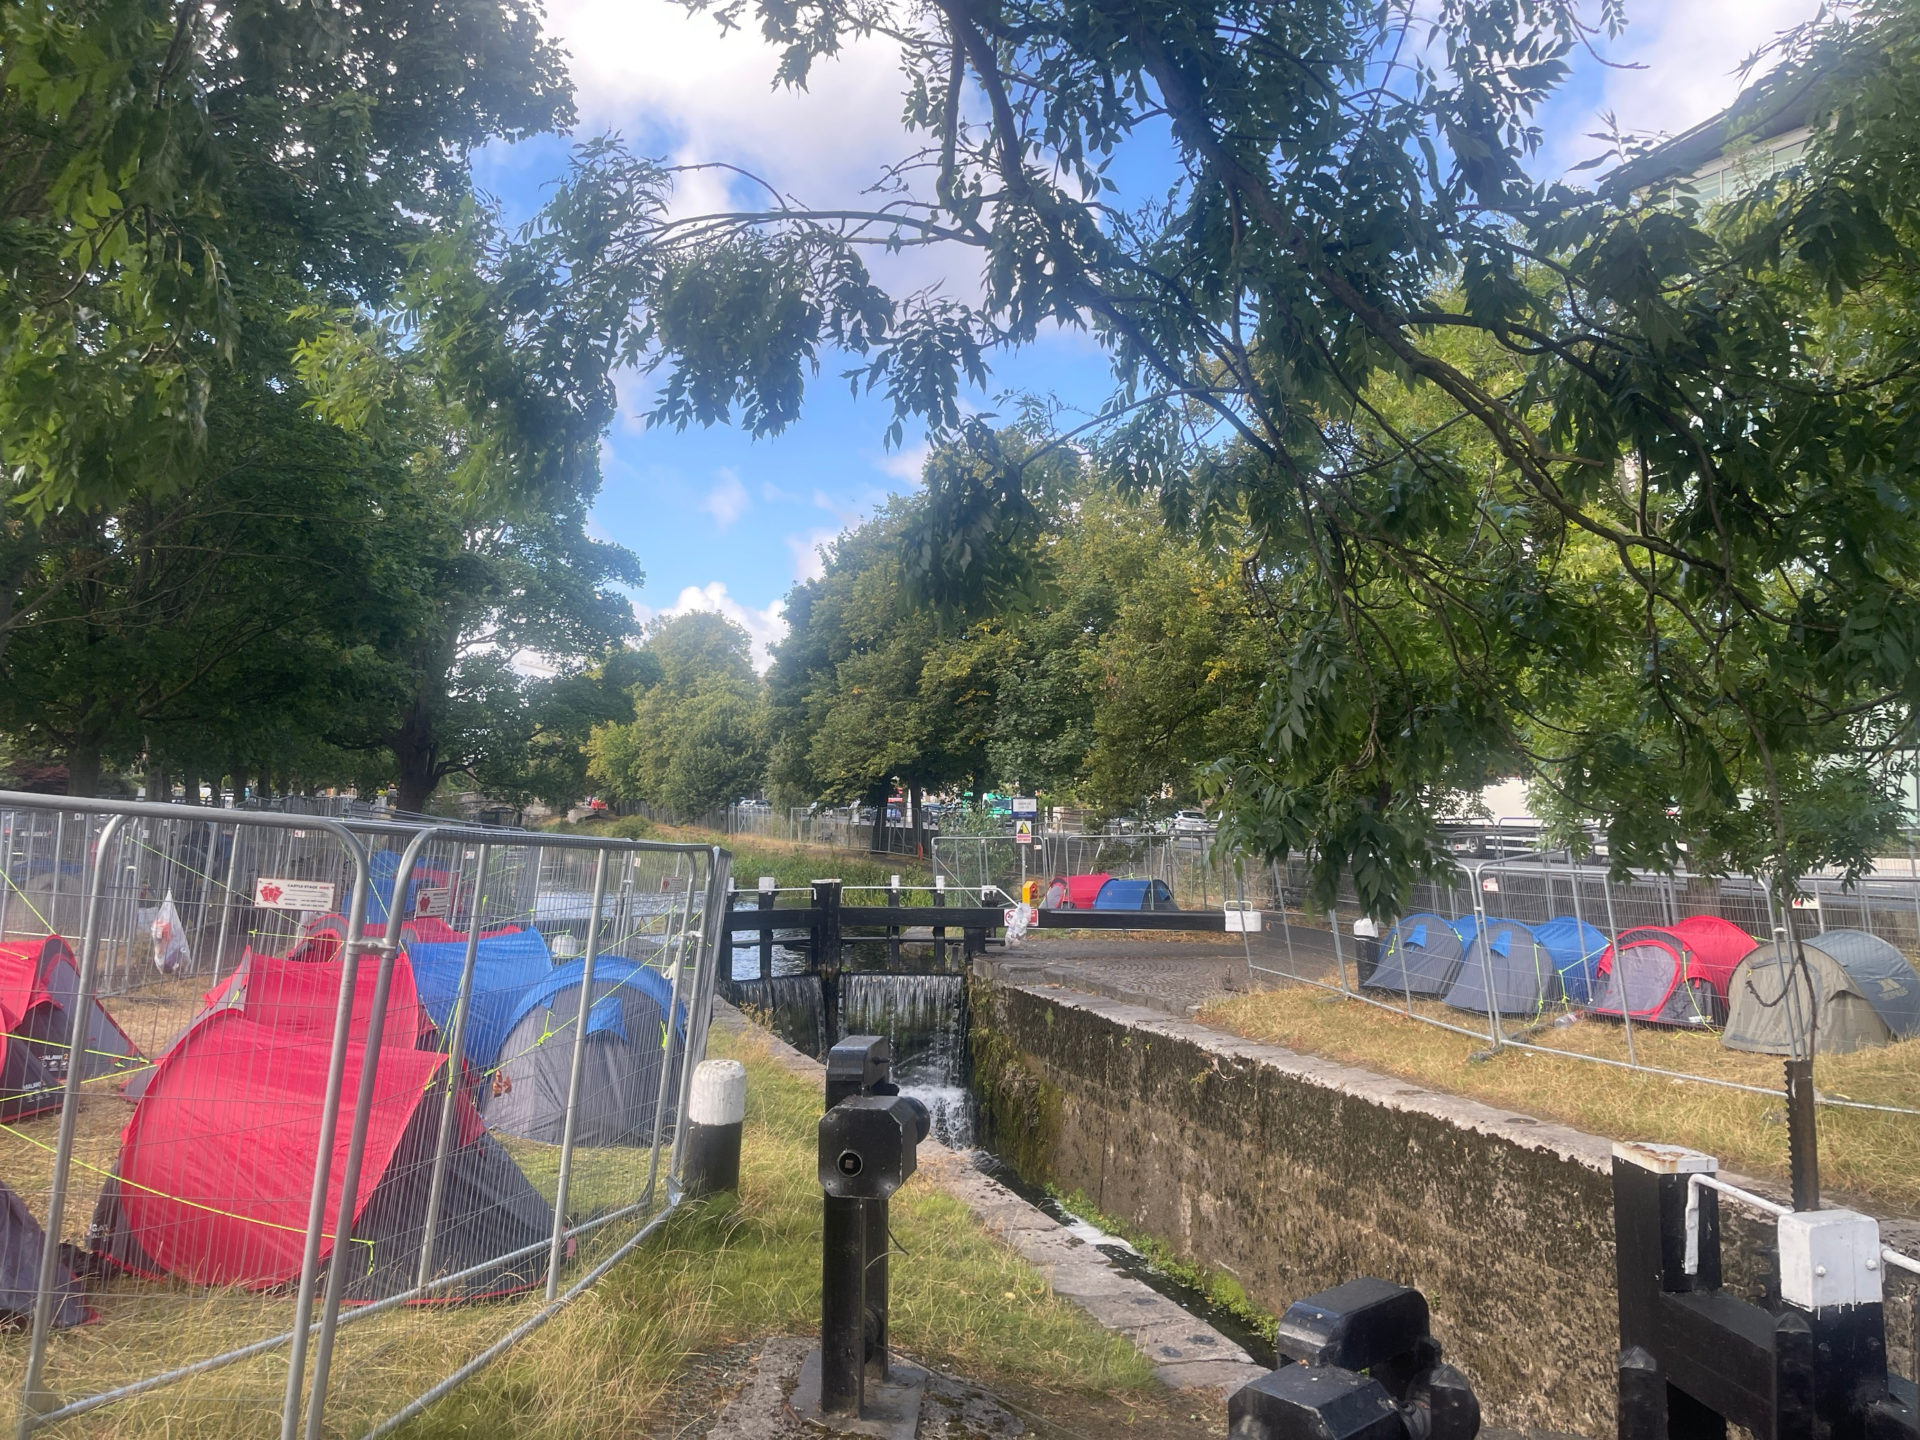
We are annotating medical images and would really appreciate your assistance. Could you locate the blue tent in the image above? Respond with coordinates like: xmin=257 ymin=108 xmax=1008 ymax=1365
xmin=401 ymin=927 xmax=560 ymax=1071
xmin=401 ymin=926 xmax=687 ymax=1147
xmin=1445 ymin=918 xmax=1560 ymax=1017
xmin=1364 ymin=914 xmax=1477 ymax=998
xmin=1531 ymin=916 xmax=1608 ymax=1005
xmin=478 ymin=956 xmax=685 ymax=1146
xmin=1092 ymin=878 xmax=1177 ymax=911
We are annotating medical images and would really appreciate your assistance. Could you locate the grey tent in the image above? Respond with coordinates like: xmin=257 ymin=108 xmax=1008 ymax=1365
xmin=2 ymin=1179 xmax=85 ymax=1328
xmin=1723 ymin=929 xmax=1920 ymax=1055
xmin=476 ymin=959 xmax=683 ymax=1147
xmin=1444 ymin=918 xmax=1562 ymax=1017
xmin=1363 ymin=914 xmax=1474 ymax=998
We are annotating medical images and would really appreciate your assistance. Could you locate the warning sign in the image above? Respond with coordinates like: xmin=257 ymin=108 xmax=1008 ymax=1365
xmin=1015 ymin=819 xmax=1034 ymax=845
xmin=254 ymin=877 xmax=336 ymax=912
xmin=414 ymin=885 xmax=451 ymax=918
xmin=1481 ymin=877 xmax=1500 ymax=893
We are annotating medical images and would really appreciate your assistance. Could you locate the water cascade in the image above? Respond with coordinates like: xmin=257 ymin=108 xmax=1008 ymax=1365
xmin=841 ymin=973 xmax=972 ymax=1147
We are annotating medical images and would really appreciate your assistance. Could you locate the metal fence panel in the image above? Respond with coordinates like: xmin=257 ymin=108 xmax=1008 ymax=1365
xmin=1 ymin=794 xmax=729 ymax=1439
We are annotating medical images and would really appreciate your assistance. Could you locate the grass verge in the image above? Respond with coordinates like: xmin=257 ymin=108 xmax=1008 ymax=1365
xmin=402 ymin=1022 xmax=1157 ymax=1438
xmin=547 ymin=817 xmax=936 ymax=895
xmin=0 ymin=1015 xmax=1160 ymax=1437
xmin=1200 ymin=987 xmax=1920 ymax=1215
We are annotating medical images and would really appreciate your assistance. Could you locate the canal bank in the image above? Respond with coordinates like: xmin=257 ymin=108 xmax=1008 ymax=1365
xmin=967 ymin=967 xmax=1920 ymax=1437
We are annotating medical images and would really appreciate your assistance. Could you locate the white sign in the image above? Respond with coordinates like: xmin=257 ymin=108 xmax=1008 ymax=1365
xmin=1011 ymin=796 xmax=1038 ymax=817
xmin=414 ymin=885 xmax=451 ymax=918
xmin=1014 ymin=819 xmax=1034 ymax=845
xmin=1791 ymin=893 xmax=1821 ymax=910
xmin=254 ymin=877 xmax=336 ymax=912
xmin=1224 ymin=909 xmax=1263 ymax=933
xmin=1481 ymin=877 xmax=1500 ymax=893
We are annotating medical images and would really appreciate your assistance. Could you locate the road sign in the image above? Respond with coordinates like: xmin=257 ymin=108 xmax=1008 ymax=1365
xmin=1011 ymin=796 xmax=1038 ymax=817
xmin=254 ymin=877 xmax=335 ymax=911
xmin=1015 ymin=819 xmax=1034 ymax=845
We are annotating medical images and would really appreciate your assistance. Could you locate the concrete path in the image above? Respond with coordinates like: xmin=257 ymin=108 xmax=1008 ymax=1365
xmin=979 ymin=924 xmax=1343 ymax=1019
xmin=711 ymin=1003 xmax=1268 ymax=1397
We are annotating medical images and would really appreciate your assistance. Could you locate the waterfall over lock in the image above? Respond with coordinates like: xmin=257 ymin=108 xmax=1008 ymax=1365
xmin=731 ymin=971 xmax=973 ymax=1148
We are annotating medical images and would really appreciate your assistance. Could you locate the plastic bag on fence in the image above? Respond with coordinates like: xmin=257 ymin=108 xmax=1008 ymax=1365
xmin=150 ymin=891 xmax=191 ymax=975
xmin=1003 ymin=903 xmax=1034 ymax=945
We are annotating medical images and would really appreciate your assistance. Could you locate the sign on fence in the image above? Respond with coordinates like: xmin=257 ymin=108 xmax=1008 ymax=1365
xmin=1015 ymin=819 xmax=1034 ymax=845
xmin=1011 ymin=796 xmax=1037 ymax=817
xmin=414 ymin=884 xmax=451 ymax=917
xmin=253 ymin=876 xmax=336 ymax=911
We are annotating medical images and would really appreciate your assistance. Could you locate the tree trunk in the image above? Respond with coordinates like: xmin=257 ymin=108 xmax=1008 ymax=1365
xmin=391 ymin=691 xmax=441 ymax=814
xmin=909 ymin=782 xmax=926 ymax=858
xmin=866 ymin=781 xmax=890 ymax=854
xmin=180 ymin=765 xmax=201 ymax=806
xmin=66 ymin=745 xmax=104 ymax=798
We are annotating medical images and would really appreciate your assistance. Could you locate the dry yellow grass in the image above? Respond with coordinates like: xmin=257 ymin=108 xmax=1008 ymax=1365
xmin=1199 ymin=987 xmax=1920 ymax=1215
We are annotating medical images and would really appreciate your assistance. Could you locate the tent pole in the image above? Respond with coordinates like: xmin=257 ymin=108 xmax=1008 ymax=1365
xmin=545 ymin=848 xmax=610 ymax=1303
xmin=416 ymin=842 xmax=493 ymax=1291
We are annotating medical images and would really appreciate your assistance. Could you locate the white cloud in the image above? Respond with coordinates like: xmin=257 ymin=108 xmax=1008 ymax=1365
xmin=873 ymin=440 xmax=930 ymax=486
xmin=702 ymin=468 xmax=750 ymax=529
xmin=786 ymin=528 xmax=839 ymax=584
xmin=1548 ymin=0 xmax=1825 ymax=176
xmin=635 ymin=581 xmax=788 ymax=671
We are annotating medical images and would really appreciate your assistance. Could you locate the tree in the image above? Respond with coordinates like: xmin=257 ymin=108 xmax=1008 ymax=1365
xmin=574 ymin=0 xmax=1920 ymax=914
xmin=766 ymin=498 xmax=1006 ymax=847
xmin=588 ymin=612 xmax=768 ymax=817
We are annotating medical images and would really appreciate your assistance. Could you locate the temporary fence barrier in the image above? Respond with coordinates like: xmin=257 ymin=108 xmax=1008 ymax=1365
xmin=0 ymin=791 xmax=730 ymax=1439
xmin=1234 ymin=848 xmax=1920 ymax=1133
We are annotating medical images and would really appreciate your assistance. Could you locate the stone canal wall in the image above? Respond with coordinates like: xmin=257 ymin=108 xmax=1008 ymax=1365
xmin=969 ymin=977 xmax=1920 ymax=1437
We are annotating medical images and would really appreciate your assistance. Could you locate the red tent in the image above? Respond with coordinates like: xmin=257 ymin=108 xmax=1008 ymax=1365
xmin=0 ymin=937 xmax=140 ymax=1121
xmin=89 ymin=943 xmax=553 ymax=1301
xmin=1046 ymin=873 xmax=1111 ymax=910
xmin=1592 ymin=915 xmax=1757 ymax=1026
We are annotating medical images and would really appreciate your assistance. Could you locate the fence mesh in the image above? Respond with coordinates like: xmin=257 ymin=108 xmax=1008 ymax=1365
xmin=0 ymin=794 xmax=729 ymax=1438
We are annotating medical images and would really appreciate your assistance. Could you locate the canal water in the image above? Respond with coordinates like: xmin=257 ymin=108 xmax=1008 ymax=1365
xmin=726 ymin=936 xmax=1275 ymax=1363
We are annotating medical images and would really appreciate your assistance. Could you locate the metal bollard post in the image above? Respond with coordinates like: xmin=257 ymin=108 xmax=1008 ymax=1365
xmin=683 ymin=1058 xmax=746 ymax=1199
xmin=805 ymin=1041 xmax=929 ymax=1430
xmin=1227 ymin=1277 xmax=1480 ymax=1440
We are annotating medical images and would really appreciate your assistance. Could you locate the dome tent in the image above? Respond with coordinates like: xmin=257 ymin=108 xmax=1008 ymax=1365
xmin=1723 ymin=929 xmax=1920 ymax=1055
xmin=1531 ymin=916 xmax=1609 ymax=1005
xmin=0 ymin=936 xmax=141 ymax=1121
xmin=1363 ymin=914 xmax=1475 ymax=998
xmin=1592 ymin=915 xmax=1757 ymax=1027
xmin=398 ymin=926 xmax=686 ymax=1148
xmin=87 ymin=942 xmax=553 ymax=1300
xmin=1 ymin=1178 xmax=85 ymax=1329
xmin=1443 ymin=918 xmax=1561 ymax=1017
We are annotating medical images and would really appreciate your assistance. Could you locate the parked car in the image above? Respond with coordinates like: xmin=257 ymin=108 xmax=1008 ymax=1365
xmin=1171 ymin=809 xmax=1213 ymax=837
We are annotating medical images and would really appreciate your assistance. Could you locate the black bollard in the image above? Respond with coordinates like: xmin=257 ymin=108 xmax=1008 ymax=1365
xmin=1229 ymin=1278 xmax=1479 ymax=1440
xmin=804 ymin=1035 xmax=929 ymax=1431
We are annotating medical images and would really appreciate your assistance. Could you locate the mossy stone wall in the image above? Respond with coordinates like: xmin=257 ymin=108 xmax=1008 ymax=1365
xmin=971 ymin=980 xmax=1917 ymax=1437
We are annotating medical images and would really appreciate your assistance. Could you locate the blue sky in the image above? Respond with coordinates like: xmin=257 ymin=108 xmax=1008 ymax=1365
xmin=473 ymin=0 xmax=1822 ymax=668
